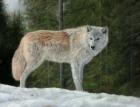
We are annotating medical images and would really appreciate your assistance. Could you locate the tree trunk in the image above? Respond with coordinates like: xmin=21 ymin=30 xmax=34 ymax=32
xmin=58 ymin=0 xmax=64 ymax=88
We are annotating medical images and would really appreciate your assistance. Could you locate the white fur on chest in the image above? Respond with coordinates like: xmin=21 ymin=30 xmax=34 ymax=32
xmin=71 ymin=48 xmax=94 ymax=65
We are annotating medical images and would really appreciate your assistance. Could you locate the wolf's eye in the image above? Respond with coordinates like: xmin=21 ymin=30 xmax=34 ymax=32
xmin=90 ymin=38 xmax=93 ymax=40
xmin=95 ymin=38 xmax=100 ymax=41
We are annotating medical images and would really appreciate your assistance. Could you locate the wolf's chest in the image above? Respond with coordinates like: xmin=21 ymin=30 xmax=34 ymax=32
xmin=76 ymin=49 xmax=93 ymax=65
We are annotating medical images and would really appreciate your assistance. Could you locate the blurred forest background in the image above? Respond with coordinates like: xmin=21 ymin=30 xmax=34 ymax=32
xmin=0 ymin=0 xmax=140 ymax=97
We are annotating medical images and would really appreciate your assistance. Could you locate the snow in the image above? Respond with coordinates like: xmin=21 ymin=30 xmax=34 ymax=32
xmin=0 ymin=84 xmax=140 ymax=107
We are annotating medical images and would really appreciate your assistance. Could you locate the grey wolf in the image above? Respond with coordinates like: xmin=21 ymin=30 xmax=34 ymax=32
xmin=12 ymin=25 xmax=109 ymax=90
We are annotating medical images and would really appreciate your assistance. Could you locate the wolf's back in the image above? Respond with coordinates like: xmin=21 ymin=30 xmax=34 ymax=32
xmin=12 ymin=41 xmax=26 ymax=81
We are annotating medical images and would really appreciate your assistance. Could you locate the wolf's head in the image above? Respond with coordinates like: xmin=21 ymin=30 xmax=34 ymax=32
xmin=84 ymin=25 xmax=109 ymax=56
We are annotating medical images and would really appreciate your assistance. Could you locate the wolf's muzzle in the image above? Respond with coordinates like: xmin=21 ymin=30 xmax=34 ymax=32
xmin=91 ymin=46 xmax=95 ymax=50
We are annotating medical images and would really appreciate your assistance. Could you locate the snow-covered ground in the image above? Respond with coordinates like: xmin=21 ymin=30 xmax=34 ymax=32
xmin=0 ymin=84 xmax=140 ymax=107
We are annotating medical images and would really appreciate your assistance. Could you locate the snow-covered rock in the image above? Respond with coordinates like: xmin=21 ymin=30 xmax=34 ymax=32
xmin=0 ymin=84 xmax=140 ymax=107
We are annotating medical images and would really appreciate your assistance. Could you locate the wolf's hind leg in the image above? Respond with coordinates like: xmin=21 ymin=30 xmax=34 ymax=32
xmin=20 ymin=57 xmax=44 ymax=87
xmin=20 ymin=67 xmax=32 ymax=88
xmin=20 ymin=44 xmax=44 ymax=88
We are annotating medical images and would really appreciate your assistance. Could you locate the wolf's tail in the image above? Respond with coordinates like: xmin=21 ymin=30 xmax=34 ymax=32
xmin=12 ymin=42 xmax=26 ymax=81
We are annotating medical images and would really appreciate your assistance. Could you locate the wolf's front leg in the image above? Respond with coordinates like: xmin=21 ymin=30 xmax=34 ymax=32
xmin=71 ymin=63 xmax=84 ymax=91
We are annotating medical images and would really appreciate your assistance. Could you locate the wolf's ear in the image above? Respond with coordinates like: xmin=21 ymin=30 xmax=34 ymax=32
xmin=87 ymin=26 xmax=91 ymax=32
xmin=102 ymin=26 xmax=108 ymax=34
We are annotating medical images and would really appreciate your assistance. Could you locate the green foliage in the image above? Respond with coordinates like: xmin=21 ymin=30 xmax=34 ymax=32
xmin=0 ymin=0 xmax=24 ymax=85
xmin=24 ymin=0 xmax=140 ymax=97
xmin=0 ymin=0 xmax=8 ymax=48
xmin=24 ymin=0 xmax=58 ymax=30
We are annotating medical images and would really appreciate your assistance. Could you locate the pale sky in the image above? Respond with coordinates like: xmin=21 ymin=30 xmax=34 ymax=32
xmin=4 ymin=0 xmax=24 ymax=13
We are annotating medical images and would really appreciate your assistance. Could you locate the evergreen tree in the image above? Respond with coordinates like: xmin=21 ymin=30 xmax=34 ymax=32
xmin=0 ymin=0 xmax=8 ymax=48
xmin=0 ymin=0 xmax=23 ymax=85
xmin=24 ymin=0 xmax=58 ymax=30
xmin=63 ymin=0 xmax=140 ymax=96
xmin=24 ymin=0 xmax=65 ymax=88
xmin=0 ymin=0 xmax=10 ymax=84
xmin=23 ymin=0 xmax=140 ymax=96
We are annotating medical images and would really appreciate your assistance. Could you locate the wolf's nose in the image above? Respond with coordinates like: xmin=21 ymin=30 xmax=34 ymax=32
xmin=91 ymin=46 xmax=95 ymax=50
xmin=102 ymin=27 xmax=108 ymax=33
